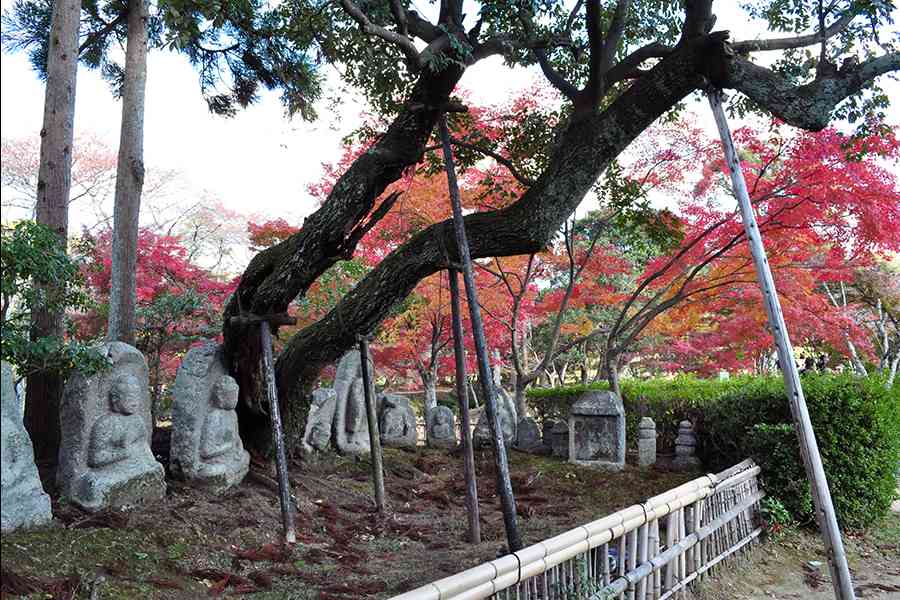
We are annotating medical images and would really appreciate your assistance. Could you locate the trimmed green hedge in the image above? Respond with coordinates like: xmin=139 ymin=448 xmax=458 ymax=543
xmin=703 ymin=374 xmax=899 ymax=529
xmin=527 ymin=374 xmax=900 ymax=528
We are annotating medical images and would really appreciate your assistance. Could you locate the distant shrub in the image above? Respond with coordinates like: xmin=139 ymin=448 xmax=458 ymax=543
xmin=527 ymin=373 xmax=899 ymax=528
xmin=705 ymin=374 xmax=899 ymax=529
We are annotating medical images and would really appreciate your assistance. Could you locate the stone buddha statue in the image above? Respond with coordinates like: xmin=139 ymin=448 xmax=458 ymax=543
xmin=1 ymin=362 xmax=52 ymax=531
xmin=58 ymin=342 xmax=166 ymax=512
xmin=170 ymin=342 xmax=249 ymax=491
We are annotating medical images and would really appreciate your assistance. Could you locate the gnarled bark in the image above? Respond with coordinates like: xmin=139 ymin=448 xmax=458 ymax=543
xmin=224 ymin=63 xmax=464 ymax=448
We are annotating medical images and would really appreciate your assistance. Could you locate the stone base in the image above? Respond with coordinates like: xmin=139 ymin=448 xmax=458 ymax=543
xmin=1 ymin=484 xmax=52 ymax=532
xmin=71 ymin=463 xmax=166 ymax=512
xmin=186 ymin=450 xmax=250 ymax=493
xmin=382 ymin=436 xmax=417 ymax=449
xmin=569 ymin=459 xmax=625 ymax=472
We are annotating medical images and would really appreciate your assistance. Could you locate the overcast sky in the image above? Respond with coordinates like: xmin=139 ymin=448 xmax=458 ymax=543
xmin=2 ymin=1 xmax=898 ymax=232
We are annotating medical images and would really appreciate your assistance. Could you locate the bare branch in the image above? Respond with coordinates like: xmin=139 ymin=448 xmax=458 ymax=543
xmin=339 ymin=0 xmax=421 ymax=70
xmin=606 ymin=42 xmax=672 ymax=84
xmin=731 ymin=10 xmax=856 ymax=53
xmin=599 ymin=0 xmax=631 ymax=75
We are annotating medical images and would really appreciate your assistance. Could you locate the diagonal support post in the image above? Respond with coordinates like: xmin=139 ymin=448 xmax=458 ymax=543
xmin=707 ymin=89 xmax=855 ymax=600
xmin=438 ymin=113 xmax=523 ymax=552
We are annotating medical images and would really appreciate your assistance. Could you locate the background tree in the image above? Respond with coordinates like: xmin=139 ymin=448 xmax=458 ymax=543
xmin=222 ymin=0 xmax=899 ymax=450
xmin=24 ymin=0 xmax=81 ymax=470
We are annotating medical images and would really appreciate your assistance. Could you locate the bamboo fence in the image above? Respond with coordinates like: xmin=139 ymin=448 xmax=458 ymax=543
xmin=391 ymin=459 xmax=763 ymax=600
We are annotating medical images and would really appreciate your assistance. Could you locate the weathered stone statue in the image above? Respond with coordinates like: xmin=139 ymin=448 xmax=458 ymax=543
xmin=568 ymin=391 xmax=625 ymax=471
xmin=379 ymin=394 xmax=417 ymax=448
xmin=301 ymin=388 xmax=337 ymax=455
xmin=59 ymin=343 xmax=165 ymax=512
xmin=473 ymin=387 xmax=517 ymax=448
xmin=672 ymin=420 xmax=701 ymax=471
xmin=514 ymin=417 xmax=544 ymax=453
xmin=1 ymin=362 xmax=52 ymax=532
xmin=170 ymin=343 xmax=249 ymax=491
xmin=332 ymin=350 xmax=370 ymax=455
xmin=426 ymin=405 xmax=457 ymax=449
xmin=638 ymin=417 xmax=657 ymax=468
xmin=551 ymin=420 xmax=569 ymax=459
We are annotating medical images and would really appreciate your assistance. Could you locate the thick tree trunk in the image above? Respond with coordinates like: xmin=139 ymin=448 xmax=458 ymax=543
xmin=225 ymin=63 xmax=464 ymax=450
xmin=107 ymin=0 xmax=149 ymax=345
xmin=25 ymin=0 xmax=81 ymax=474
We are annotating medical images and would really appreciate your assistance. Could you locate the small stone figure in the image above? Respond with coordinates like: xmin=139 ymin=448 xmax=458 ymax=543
xmin=551 ymin=420 xmax=569 ymax=459
xmin=171 ymin=343 xmax=249 ymax=491
xmin=1 ymin=362 xmax=52 ymax=532
xmin=302 ymin=388 xmax=337 ymax=455
xmin=379 ymin=394 xmax=417 ymax=448
xmin=473 ymin=388 xmax=517 ymax=448
xmin=542 ymin=419 xmax=558 ymax=454
xmin=59 ymin=343 xmax=165 ymax=512
xmin=332 ymin=350 xmax=370 ymax=455
xmin=672 ymin=420 xmax=702 ymax=471
xmin=426 ymin=405 xmax=457 ymax=449
xmin=637 ymin=417 xmax=657 ymax=468
xmin=568 ymin=391 xmax=625 ymax=471
xmin=514 ymin=417 xmax=544 ymax=454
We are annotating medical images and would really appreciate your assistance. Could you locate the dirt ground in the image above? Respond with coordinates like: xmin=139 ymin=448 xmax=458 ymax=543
xmin=691 ymin=496 xmax=900 ymax=600
xmin=1 ymin=446 xmax=695 ymax=599
xmin=3 ymin=446 xmax=897 ymax=600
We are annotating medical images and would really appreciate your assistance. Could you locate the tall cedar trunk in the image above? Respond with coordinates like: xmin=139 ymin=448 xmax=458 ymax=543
xmin=24 ymin=0 xmax=81 ymax=475
xmin=107 ymin=0 xmax=149 ymax=345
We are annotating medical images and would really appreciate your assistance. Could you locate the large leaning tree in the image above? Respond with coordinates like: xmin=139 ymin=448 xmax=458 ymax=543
xmin=225 ymin=0 xmax=899 ymax=451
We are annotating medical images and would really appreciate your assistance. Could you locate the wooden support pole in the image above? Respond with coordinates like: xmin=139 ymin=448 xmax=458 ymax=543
xmin=708 ymin=90 xmax=855 ymax=600
xmin=449 ymin=268 xmax=481 ymax=544
xmin=258 ymin=321 xmax=296 ymax=544
xmin=438 ymin=113 xmax=522 ymax=552
xmin=358 ymin=336 xmax=386 ymax=514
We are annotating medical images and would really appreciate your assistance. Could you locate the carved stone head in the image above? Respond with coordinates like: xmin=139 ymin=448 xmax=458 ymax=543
xmin=109 ymin=374 xmax=142 ymax=415
xmin=211 ymin=376 xmax=239 ymax=411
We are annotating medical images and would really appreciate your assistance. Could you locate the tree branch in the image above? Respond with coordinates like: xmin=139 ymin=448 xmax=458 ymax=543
xmin=339 ymin=0 xmax=421 ymax=70
xmin=720 ymin=51 xmax=900 ymax=130
xmin=731 ymin=9 xmax=856 ymax=53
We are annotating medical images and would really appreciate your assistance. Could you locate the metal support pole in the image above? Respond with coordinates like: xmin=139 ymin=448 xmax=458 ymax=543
xmin=449 ymin=268 xmax=482 ymax=544
xmin=438 ymin=113 xmax=523 ymax=552
xmin=259 ymin=322 xmax=296 ymax=544
xmin=707 ymin=90 xmax=855 ymax=600
xmin=358 ymin=336 xmax=386 ymax=514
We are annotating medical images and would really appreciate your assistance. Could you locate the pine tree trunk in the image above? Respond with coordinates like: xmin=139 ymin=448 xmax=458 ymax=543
xmin=107 ymin=0 xmax=149 ymax=345
xmin=24 ymin=0 xmax=81 ymax=475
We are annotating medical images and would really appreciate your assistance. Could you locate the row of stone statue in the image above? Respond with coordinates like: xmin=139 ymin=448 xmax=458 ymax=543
xmin=301 ymin=349 xmax=525 ymax=455
xmin=1 ymin=341 xmax=250 ymax=532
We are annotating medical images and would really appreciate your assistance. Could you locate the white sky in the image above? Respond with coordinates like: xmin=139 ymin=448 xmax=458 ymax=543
xmin=2 ymin=1 xmax=898 ymax=233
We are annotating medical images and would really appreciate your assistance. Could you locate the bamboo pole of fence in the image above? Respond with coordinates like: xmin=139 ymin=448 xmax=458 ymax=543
xmin=708 ymin=90 xmax=855 ymax=600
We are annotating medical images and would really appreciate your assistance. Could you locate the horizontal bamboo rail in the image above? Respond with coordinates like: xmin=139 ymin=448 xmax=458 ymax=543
xmin=391 ymin=460 xmax=763 ymax=600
